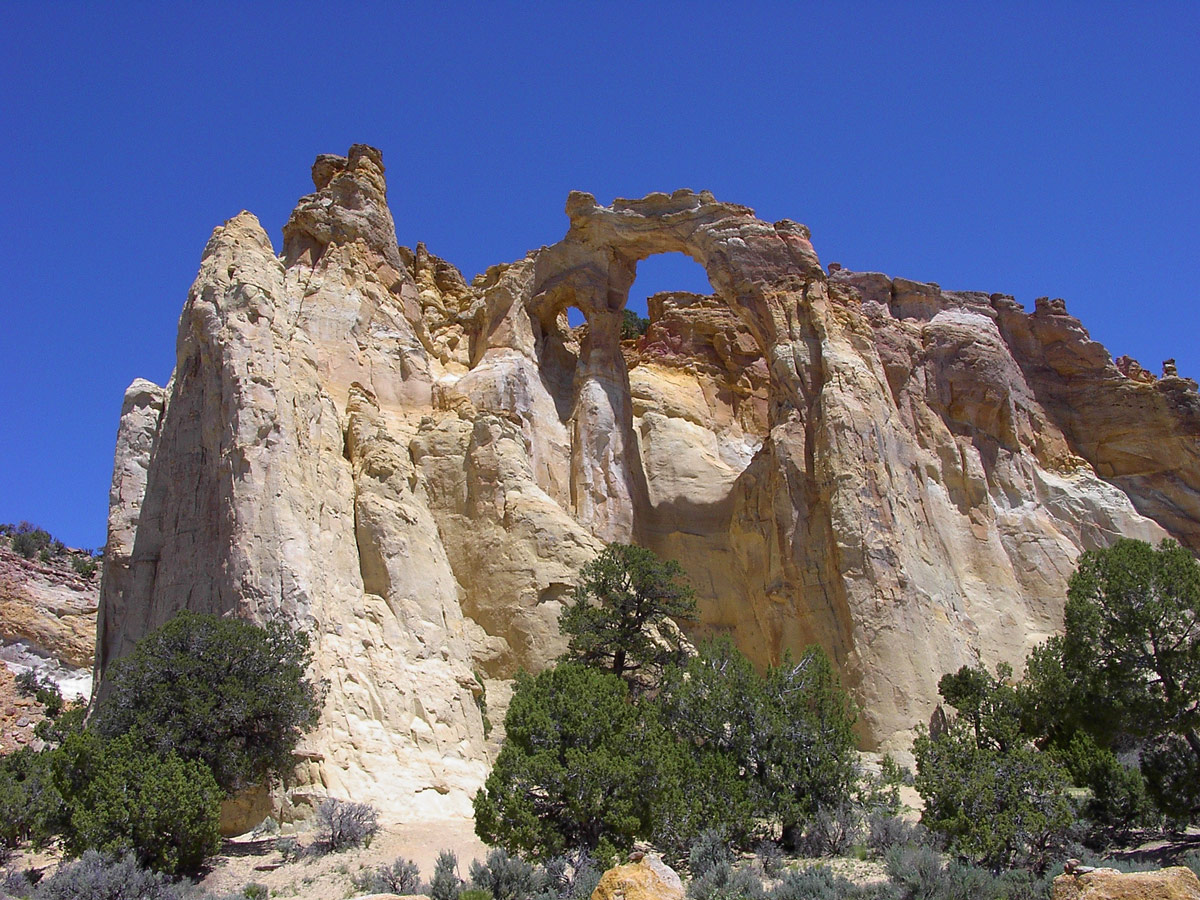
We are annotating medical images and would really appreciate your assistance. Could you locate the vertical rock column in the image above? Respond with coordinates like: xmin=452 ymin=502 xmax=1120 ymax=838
xmin=94 ymin=379 xmax=165 ymax=681
xmin=571 ymin=306 xmax=640 ymax=544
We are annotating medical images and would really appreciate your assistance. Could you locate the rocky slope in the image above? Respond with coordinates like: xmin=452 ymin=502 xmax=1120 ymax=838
xmin=96 ymin=144 xmax=1200 ymax=822
xmin=0 ymin=542 xmax=98 ymax=692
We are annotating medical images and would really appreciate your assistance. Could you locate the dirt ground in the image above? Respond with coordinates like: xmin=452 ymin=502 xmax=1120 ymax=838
xmin=10 ymin=817 xmax=491 ymax=899
xmin=197 ymin=817 xmax=492 ymax=899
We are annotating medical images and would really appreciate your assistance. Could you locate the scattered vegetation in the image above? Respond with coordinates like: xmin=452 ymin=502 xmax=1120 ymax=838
xmin=4 ymin=531 xmax=1200 ymax=896
xmin=2 ymin=522 xmax=99 ymax=576
xmin=14 ymin=670 xmax=63 ymax=718
xmin=472 ymin=537 xmax=1200 ymax=899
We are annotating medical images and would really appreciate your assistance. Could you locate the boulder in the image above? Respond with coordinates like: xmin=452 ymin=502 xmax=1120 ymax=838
xmin=1051 ymin=865 xmax=1200 ymax=899
xmin=591 ymin=856 xmax=684 ymax=900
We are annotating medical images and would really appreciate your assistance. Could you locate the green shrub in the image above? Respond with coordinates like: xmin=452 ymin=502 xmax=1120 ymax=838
xmin=659 ymin=638 xmax=858 ymax=850
xmin=474 ymin=666 xmax=657 ymax=859
xmin=559 ymin=543 xmax=697 ymax=693
xmin=71 ymin=554 xmax=98 ymax=579
xmin=10 ymin=523 xmax=52 ymax=560
xmin=93 ymin=610 xmax=324 ymax=794
xmin=459 ymin=890 xmax=495 ymax=900
xmin=0 ymin=747 xmax=68 ymax=850
xmin=33 ymin=850 xmax=184 ymax=900
xmin=58 ymin=732 xmax=222 ymax=876
xmin=16 ymin=671 xmax=64 ymax=719
xmin=1058 ymin=732 xmax=1154 ymax=839
xmin=621 ymin=309 xmax=650 ymax=340
xmin=1059 ymin=538 xmax=1200 ymax=820
xmin=855 ymin=756 xmax=905 ymax=818
xmin=914 ymin=664 xmax=1074 ymax=870
xmin=688 ymin=828 xmax=733 ymax=878
xmin=313 ymin=798 xmax=378 ymax=851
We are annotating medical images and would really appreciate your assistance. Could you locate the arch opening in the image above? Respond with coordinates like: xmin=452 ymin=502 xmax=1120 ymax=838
xmin=627 ymin=252 xmax=714 ymax=322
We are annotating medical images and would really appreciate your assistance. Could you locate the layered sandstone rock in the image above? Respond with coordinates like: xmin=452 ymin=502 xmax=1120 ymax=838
xmin=591 ymin=856 xmax=685 ymax=900
xmin=1051 ymin=865 xmax=1200 ymax=899
xmin=0 ymin=541 xmax=98 ymax=704
xmin=98 ymin=145 xmax=1200 ymax=820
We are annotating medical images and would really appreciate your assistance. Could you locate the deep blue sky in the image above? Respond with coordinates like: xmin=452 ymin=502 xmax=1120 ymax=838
xmin=3 ymin=3 xmax=1198 ymax=550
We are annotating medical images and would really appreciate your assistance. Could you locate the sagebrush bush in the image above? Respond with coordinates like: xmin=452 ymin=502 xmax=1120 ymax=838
xmin=880 ymin=844 xmax=1054 ymax=900
xmin=1185 ymin=849 xmax=1200 ymax=879
xmin=314 ymin=798 xmax=379 ymax=851
xmin=865 ymin=813 xmax=932 ymax=855
xmin=756 ymin=841 xmax=784 ymax=879
xmin=469 ymin=848 xmax=546 ymax=900
xmin=1 ymin=867 xmax=34 ymax=898
xmin=276 ymin=836 xmax=301 ymax=862
xmin=430 ymin=849 xmax=462 ymax=900
xmin=561 ymin=851 xmax=601 ymax=900
xmin=529 ymin=848 xmax=601 ymax=900
xmin=686 ymin=861 xmax=765 ymax=900
xmin=354 ymin=856 xmax=421 ymax=894
xmin=688 ymin=828 xmax=733 ymax=878
xmin=32 ymin=850 xmax=183 ymax=900
xmin=794 ymin=804 xmax=863 ymax=858
xmin=769 ymin=866 xmax=862 ymax=900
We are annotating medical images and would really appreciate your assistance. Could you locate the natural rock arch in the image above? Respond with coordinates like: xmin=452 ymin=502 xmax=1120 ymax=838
xmin=100 ymin=144 xmax=1200 ymax=809
xmin=466 ymin=188 xmax=856 ymax=686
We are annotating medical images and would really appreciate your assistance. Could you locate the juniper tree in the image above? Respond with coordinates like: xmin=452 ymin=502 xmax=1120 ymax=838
xmin=559 ymin=543 xmax=697 ymax=693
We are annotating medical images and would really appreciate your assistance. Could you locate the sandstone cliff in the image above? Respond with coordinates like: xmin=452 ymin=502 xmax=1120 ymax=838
xmin=0 ymin=541 xmax=98 ymax=694
xmin=97 ymin=145 xmax=1200 ymax=821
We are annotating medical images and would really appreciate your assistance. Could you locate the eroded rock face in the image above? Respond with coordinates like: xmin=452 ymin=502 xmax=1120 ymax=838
xmin=99 ymin=145 xmax=1200 ymax=820
xmin=1051 ymin=866 xmax=1200 ymax=900
xmin=0 ymin=544 xmax=98 ymax=693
